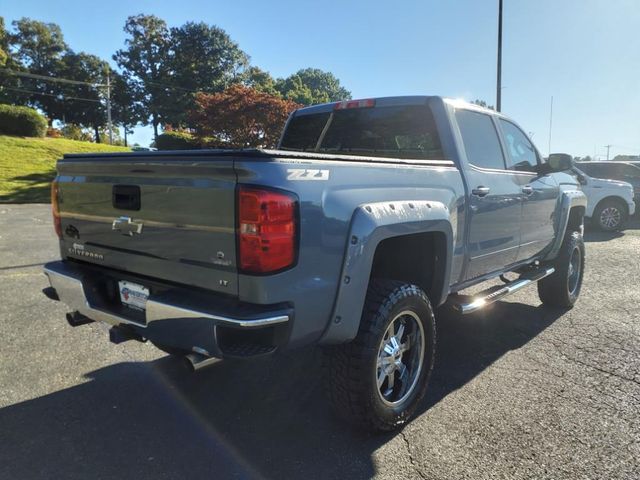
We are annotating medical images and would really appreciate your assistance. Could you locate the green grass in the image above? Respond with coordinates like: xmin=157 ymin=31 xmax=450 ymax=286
xmin=0 ymin=135 xmax=130 ymax=203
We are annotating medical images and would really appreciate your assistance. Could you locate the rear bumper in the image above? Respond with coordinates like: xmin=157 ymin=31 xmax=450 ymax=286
xmin=43 ymin=261 xmax=292 ymax=358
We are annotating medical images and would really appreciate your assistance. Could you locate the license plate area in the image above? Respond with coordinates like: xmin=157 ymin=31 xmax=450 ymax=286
xmin=118 ymin=280 xmax=149 ymax=311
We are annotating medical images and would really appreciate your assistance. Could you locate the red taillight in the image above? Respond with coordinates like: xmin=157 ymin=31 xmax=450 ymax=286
xmin=238 ymin=186 xmax=297 ymax=273
xmin=334 ymin=98 xmax=375 ymax=110
xmin=51 ymin=181 xmax=62 ymax=239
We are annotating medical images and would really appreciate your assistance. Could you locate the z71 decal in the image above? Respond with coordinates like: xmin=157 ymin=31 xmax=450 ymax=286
xmin=287 ymin=169 xmax=330 ymax=181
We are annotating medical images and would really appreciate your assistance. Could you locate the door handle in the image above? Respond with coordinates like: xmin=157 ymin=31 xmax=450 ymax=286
xmin=522 ymin=185 xmax=534 ymax=195
xmin=472 ymin=186 xmax=491 ymax=197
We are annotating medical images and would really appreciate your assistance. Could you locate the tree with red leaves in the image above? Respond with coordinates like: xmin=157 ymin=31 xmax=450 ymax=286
xmin=191 ymin=84 xmax=301 ymax=148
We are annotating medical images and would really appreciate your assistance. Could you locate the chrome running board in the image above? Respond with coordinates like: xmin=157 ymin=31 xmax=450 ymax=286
xmin=451 ymin=267 xmax=555 ymax=314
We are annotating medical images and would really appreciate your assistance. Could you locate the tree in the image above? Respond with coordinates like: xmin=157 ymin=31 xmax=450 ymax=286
xmin=7 ymin=18 xmax=69 ymax=123
xmin=241 ymin=66 xmax=280 ymax=96
xmin=0 ymin=17 xmax=8 ymax=66
xmin=168 ymin=21 xmax=248 ymax=125
xmin=59 ymin=51 xmax=107 ymax=141
xmin=0 ymin=16 xmax=18 ymax=104
xmin=110 ymin=71 xmax=144 ymax=147
xmin=191 ymin=85 xmax=301 ymax=148
xmin=471 ymin=99 xmax=495 ymax=110
xmin=277 ymin=68 xmax=351 ymax=105
xmin=612 ymin=154 xmax=640 ymax=162
xmin=113 ymin=14 xmax=173 ymax=139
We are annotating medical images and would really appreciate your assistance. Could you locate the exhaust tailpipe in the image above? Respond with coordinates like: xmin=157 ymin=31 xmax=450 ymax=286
xmin=185 ymin=352 xmax=222 ymax=372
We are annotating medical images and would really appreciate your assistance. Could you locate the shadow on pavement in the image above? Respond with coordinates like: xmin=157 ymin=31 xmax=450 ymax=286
xmin=0 ymin=301 xmax=565 ymax=480
xmin=584 ymin=217 xmax=639 ymax=243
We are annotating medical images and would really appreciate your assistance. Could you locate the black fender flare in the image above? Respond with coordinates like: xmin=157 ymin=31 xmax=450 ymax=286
xmin=544 ymin=189 xmax=587 ymax=261
xmin=320 ymin=200 xmax=454 ymax=344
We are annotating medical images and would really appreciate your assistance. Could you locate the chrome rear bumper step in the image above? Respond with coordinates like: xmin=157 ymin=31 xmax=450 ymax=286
xmin=451 ymin=267 xmax=555 ymax=314
xmin=43 ymin=262 xmax=290 ymax=330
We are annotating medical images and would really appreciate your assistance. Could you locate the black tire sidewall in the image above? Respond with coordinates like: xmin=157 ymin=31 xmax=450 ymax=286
xmin=546 ymin=231 xmax=585 ymax=307
xmin=366 ymin=286 xmax=436 ymax=428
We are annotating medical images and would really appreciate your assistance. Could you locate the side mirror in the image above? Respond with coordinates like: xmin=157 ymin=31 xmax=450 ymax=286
xmin=547 ymin=153 xmax=574 ymax=172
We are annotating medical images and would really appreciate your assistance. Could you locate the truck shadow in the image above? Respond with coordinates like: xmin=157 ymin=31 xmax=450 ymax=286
xmin=583 ymin=216 xmax=639 ymax=243
xmin=0 ymin=301 xmax=565 ymax=480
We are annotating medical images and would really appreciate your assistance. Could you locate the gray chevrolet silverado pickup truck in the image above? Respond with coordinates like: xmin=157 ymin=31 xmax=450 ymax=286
xmin=43 ymin=96 xmax=587 ymax=431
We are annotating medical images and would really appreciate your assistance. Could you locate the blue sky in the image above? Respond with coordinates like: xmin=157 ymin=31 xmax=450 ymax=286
xmin=3 ymin=0 xmax=639 ymax=158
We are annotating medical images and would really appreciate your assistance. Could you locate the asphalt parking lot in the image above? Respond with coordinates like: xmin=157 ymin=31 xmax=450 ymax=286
xmin=0 ymin=204 xmax=638 ymax=480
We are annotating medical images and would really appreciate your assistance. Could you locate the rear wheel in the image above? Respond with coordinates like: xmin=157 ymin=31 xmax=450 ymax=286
xmin=324 ymin=280 xmax=436 ymax=431
xmin=593 ymin=199 xmax=628 ymax=231
xmin=538 ymin=231 xmax=585 ymax=308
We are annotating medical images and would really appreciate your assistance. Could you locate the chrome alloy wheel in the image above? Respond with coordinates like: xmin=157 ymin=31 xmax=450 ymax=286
xmin=376 ymin=310 xmax=425 ymax=406
xmin=567 ymin=246 xmax=582 ymax=296
xmin=599 ymin=206 xmax=621 ymax=229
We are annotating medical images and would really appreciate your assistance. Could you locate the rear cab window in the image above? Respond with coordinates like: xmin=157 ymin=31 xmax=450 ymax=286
xmin=280 ymin=104 xmax=444 ymax=160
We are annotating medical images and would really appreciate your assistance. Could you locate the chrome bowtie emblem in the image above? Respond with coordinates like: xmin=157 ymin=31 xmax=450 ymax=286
xmin=112 ymin=216 xmax=143 ymax=236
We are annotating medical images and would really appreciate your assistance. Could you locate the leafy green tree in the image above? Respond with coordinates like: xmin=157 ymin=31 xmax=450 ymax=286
xmin=277 ymin=68 xmax=351 ymax=105
xmin=113 ymin=14 xmax=173 ymax=139
xmin=7 ymin=18 xmax=69 ymax=122
xmin=276 ymin=74 xmax=314 ymax=104
xmin=0 ymin=16 xmax=17 ymax=104
xmin=168 ymin=21 xmax=249 ymax=125
xmin=241 ymin=66 xmax=280 ymax=96
xmin=59 ymin=51 xmax=107 ymax=141
xmin=110 ymin=71 xmax=144 ymax=146
xmin=0 ymin=17 xmax=8 ymax=66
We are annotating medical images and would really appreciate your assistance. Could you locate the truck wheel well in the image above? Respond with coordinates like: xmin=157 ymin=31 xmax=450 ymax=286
xmin=592 ymin=197 xmax=628 ymax=217
xmin=567 ymin=206 xmax=586 ymax=231
xmin=369 ymin=232 xmax=447 ymax=303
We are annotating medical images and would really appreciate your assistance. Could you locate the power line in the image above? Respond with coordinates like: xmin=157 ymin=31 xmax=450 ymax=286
xmin=1 ymin=68 xmax=105 ymax=87
xmin=1 ymin=67 xmax=199 ymax=93
xmin=0 ymin=85 xmax=102 ymax=103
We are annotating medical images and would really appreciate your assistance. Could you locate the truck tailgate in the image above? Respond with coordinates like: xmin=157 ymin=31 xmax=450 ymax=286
xmin=56 ymin=155 xmax=238 ymax=296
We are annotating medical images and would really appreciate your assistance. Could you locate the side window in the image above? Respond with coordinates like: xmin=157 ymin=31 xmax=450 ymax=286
xmin=578 ymin=163 xmax=603 ymax=177
xmin=455 ymin=109 xmax=506 ymax=170
xmin=622 ymin=164 xmax=640 ymax=179
xmin=609 ymin=164 xmax=626 ymax=180
xmin=499 ymin=119 xmax=538 ymax=172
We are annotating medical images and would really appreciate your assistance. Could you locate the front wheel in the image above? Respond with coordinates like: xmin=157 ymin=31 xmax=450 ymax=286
xmin=324 ymin=280 xmax=436 ymax=431
xmin=538 ymin=231 xmax=585 ymax=308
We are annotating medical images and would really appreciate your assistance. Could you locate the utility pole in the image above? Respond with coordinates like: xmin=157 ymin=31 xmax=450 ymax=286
xmin=496 ymin=0 xmax=503 ymax=112
xmin=604 ymin=144 xmax=612 ymax=160
xmin=106 ymin=69 xmax=113 ymax=145
xmin=548 ymin=96 xmax=553 ymax=156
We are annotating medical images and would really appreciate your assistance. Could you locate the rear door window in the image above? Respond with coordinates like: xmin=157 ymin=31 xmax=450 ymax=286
xmin=455 ymin=109 xmax=506 ymax=170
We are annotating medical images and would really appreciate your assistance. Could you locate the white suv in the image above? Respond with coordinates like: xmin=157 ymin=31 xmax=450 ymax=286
xmin=572 ymin=167 xmax=636 ymax=231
